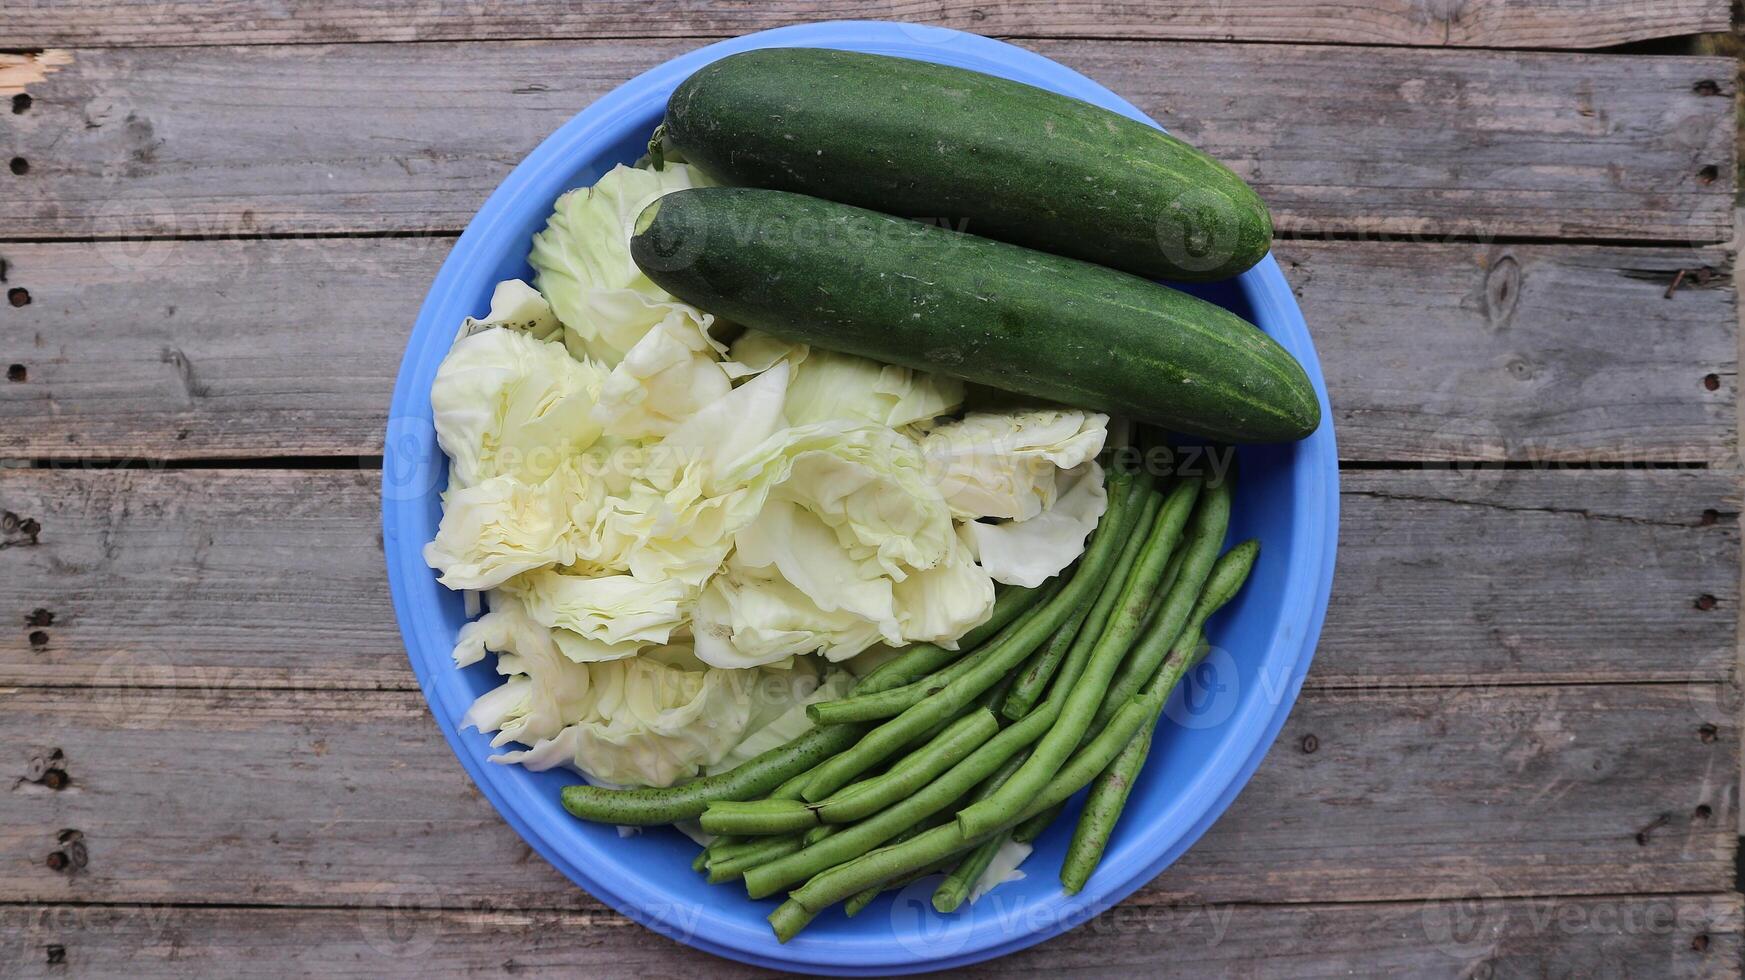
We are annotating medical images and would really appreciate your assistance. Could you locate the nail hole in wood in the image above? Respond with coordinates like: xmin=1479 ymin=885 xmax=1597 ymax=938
xmin=1694 ymin=79 xmax=1722 ymax=96
xmin=28 ymin=630 xmax=47 ymax=648
xmin=1703 ymin=373 xmax=1720 ymax=391
xmin=41 ymin=768 xmax=67 ymax=790
xmin=44 ymin=945 xmax=64 ymax=965
xmin=1699 ymin=723 xmax=1718 ymax=742
xmin=8 ymin=157 xmax=27 ymax=176
xmin=1692 ymin=934 xmax=1711 ymax=952
xmin=1697 ymin=165 xmax=1719 ymax=184
xmin=1694 ymin=804 xmax=1713 ymax=820
xmin=7 ymin=364 xmax=25 ymax=383
xmin=7 ymin=287 xmax=28 ymax=307
xmin=44 ymin=851 xmax=66 ymax=872
xmin=1694 ymin=594 xmax=1717 ymax=611
xmin=10 ymin=94 xmax=29 ymax=114
xmin=26 ymin=608 xmax=52 ymax=627
xmin=1700 ymin=509 xmax=1720 ymax=526
xmin=1300 ymin=734 xmax=1319 ymax=753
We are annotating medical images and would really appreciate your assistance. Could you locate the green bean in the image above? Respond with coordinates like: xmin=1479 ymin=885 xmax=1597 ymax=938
xmin=705 ymin=835 xmax=774 ymax=864
xmin=803 ymin=823 xmax=838 ymax=847
xmin=930 ymin=719 xmax=1039 ymax=912
xmin=745 ymin=700 xmax=1059 ymax=899
xmin=978 ymin=664 xmax=1021 ymax=711
xmin=700 ymin=797 xmax=819 ymax=836
xmin=1060 ymin=724 xmax=1151 ymax=894
xmin=1011 ymin=802 xmax=1061 ymax=844
xmin=1003 ymin=487 xmax=1164 ymax=720
xmin=1060 ymin=538 xmax=1253 ymax=891
xmin=707 ymin=834 xmax=805 ymax=884
xmin=808 ymin=582 xmax=1062 ymax=725
xmin=932 ymin=831 xmax=1008 ymax=913
xmin=778 ymin=690 xmax=1162 ymax=925
xmin=1012 ymin=538 xmax=1253 ymax=846
xmin=560 ymin=720 xmax=865 ymax=825
xmin=813 ymin=709 xmax=1000 ymax=824
xmin=769 ymin=896 xmax=819 ymax=941
xmin=850 ymin=585 xmax=1043 ymax=696
xmin=762 ymin=564 xmax=1162 ymax=937
xmin=1090 ymin=479 xmax=1236 ymax=737
xmin=836 ymin=818 xmax=944 ymax=916
xmin=797 ymin=469 xmax=1141 ymax=804
xmin=956 ymin=478 xmax=1199 ymax=838
xmin=1147 ymin=548 xmax=1186 ymax=625
xmin=690 ymin=848 xmax=708 ymax=873
xmin=749 ymin=607 xmax=1109 ymax=904
xmin=769 ymin=766 xmax=820 ymax=802
xmin=844 ymin=856 xmax=957 ymax=917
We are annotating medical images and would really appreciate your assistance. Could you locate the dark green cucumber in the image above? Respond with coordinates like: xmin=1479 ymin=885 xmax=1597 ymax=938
xmin=630 ymin=188 xmax=1319 ymax=443
xmin=655 ymin=47 xmax=1271 ymax=283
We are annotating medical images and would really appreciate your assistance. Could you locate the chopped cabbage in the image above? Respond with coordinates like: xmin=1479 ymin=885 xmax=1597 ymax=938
xmin=889 ymin=532 xmax=997 ymax=644
xmin=590 ymin=318 xmax=732 ymax=439
xmin=921 ymin=409 xmax=1109 ymax=520
xmin=965 ymin=462 xmax=1109 ymax=587
xmin=454 ymin=593 xmax=596 ymax=748
xmin=707 ymin=668 xmax=856 ymax=773
xmin=503 ymin=567 xmax=692 ymax=649
xmin=693 ymin=555 xmax=892 ymax=669
xmin=527 ymin=163 xmax=720 ymax=366
xmin=783 ymin=349 xmax=963 ymax=429
xmin=458 ymin=279 xmax=563 ymax=344
xmin=457 ymin=594 xmax=845 ymax=788
xmin=724 ymin=421 xmax=960 ymax=581
xmin=723 ymin=330 xmax=808 ymax=379
xmin=423 ymin=466 xmax=585 ymax=591
xmin=430 ymin=327 xmax=604 ymax=489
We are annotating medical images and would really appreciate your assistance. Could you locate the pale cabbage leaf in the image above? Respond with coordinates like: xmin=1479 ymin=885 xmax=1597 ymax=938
xmin=921 ymin=409 xmax=1109 ymax=521
xmin=965 ymin=462 xmax=1109 ymax=588
xmin=527 ymin=163 xmax=721 ymax=366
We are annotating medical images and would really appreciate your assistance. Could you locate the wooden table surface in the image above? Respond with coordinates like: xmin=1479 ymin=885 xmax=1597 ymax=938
xmin=2 ymin=3 xmax=1741 ymax=976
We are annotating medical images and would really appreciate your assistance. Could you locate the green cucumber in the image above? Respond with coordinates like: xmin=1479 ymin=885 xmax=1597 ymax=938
xmin=655 ymin=47 xmax=1271 ymax=283
xmin=630 ymin=188 xmax=1319 ymax=443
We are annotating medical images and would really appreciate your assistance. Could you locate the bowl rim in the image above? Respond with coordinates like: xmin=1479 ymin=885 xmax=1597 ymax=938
xmin=383 ymin=20 xmax=1339 ymax=973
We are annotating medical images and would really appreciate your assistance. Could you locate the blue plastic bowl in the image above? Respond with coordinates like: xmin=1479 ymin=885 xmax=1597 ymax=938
xmin=383 ymin=21 xmax=1338 ymax=973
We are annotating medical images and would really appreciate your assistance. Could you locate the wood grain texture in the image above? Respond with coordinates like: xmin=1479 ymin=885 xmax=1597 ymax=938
xmin=3 ymin=41 xmax=1733 ymax=242
xmin=0 ymin=683 xmax=1732 ymax=909
xmin=0 ymin=468 xmax=1731 ymax=690
xmin=0 ymin=895 xmax=1737 ymax=978
xmin=0 ymin=238 xmax=1732 ymax=462
xmin=5 ymin=0 xmax=1730 ymax=50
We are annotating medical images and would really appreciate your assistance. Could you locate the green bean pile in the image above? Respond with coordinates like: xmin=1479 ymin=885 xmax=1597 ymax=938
xmin=561 ymin=460 xmax=1260 ymax=942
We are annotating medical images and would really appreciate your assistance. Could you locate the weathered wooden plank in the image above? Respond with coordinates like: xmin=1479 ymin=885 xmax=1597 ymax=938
xmin=0 ymin=684 xmax=1732 ymax=909
xmin=4 ymin=42 xmax=1732 ymax=241
xmin=1 ymin=895 xmax=1737 ymax=977
xmin=0 ymin=469 xmax=1731 ymax=690
xmin=4 ymin=0 xmax=1730 ymax=51
xmin=1 ymin=238 xmax=1731 ymax=462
